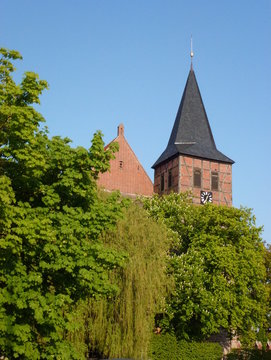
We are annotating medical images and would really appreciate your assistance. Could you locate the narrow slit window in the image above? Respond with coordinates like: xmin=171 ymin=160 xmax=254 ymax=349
xmin=168 ymin=169 xmax=172 ymax=188
xmin=119 ymin=161 xmax=123 ymax=169
xmin=211 ymin=172 xmax=219 ymax=190
xmin=160 ymin=173 xmax=165 ymax=192
xmin=194 ymin=169 xmax=201 ymax=188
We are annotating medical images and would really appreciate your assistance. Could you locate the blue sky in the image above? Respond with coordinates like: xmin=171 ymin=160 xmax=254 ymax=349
xmin=1 ymin=1 xmax=271 ymax=242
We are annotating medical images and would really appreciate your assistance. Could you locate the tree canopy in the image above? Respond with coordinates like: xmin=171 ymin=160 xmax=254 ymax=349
xmin=0 ymin=48 xmax=127 ymax=359
xmin=144 ymin=193 xmax=267 ymax=343
xmin=68 ymin=203 xmax=172 ymax=359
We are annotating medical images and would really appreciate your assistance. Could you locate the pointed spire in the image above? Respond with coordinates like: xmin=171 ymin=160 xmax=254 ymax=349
xmin=152 ymin=67 xmax=234 ymax=168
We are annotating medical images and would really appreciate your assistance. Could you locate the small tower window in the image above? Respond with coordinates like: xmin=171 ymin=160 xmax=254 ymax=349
xmin=119 ymin=161 xmax=123 ymax=169
xmin=160 ymin=173 xmax=165 ymax=192
xmin=211 ymin=172 xmax=219 ymax=190
xmin=168 ymin=169 xmax=172 ymax=188
xmin=194 ymin=169 xmax=201 ymax=188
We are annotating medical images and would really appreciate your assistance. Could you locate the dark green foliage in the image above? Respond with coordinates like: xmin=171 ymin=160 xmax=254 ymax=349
xmin=264 ymin=245 xmax=271 ymax=337
xmin=149 ymin=333 xmax=223 ymax=360
xmin=149 ymin=333 xmax=179 ymax=360
xmin=226 ymin=349 xmax=271 ymax=359
xmin=144 ymin=193 xmax=267 ymax=342
xmin=178 ymin=340 xmax=223 ymax=360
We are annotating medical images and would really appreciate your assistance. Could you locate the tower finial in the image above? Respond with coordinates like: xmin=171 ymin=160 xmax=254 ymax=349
xmin=190 ymin=35 xmax=194 ymax=70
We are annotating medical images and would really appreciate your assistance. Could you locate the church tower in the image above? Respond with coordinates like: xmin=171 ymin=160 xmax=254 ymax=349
xmin=152 ymin=61 xmax=234 ymax=206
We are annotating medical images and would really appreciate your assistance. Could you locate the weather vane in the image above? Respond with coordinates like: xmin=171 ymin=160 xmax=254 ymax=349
xmin=190 ymin=35 xmax=194 ymax=69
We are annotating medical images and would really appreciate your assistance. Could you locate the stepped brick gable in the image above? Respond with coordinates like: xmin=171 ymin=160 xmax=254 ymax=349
xmin=153 ymin=66 xmax=234 ymax=206
xmin=98 ymin=124 xmax=153 ymax=197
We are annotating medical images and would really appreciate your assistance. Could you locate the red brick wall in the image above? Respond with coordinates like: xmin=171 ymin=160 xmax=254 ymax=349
xmin=154 ymin=155 xmax=232 ymax=206
xmin=153 ymin=157 xmax=179 ymax=195
xmin=98 ymin=124 xmax=153 ymax=197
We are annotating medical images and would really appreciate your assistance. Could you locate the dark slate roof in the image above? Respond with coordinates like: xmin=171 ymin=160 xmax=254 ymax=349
xmin=152 ymin=68 xmax=234 ymax=168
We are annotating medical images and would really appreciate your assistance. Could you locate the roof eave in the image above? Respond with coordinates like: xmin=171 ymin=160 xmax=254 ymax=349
xmin=152 ymin=150 xmax=234 ymax=169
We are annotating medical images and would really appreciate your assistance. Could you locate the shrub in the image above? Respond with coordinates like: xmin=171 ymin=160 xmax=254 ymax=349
xmin=149 ymin=333 xmax=223 ymax=360
xmin=149 ymin=333 xmax=179 ymax=360
xmin=179 ymin=340 xmax=223 ymax=360
xmin=225 ymin=349 xmax=271 ymax=359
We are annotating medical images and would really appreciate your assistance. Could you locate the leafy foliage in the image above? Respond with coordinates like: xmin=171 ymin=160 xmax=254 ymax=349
xmin=149 ymin=333 xmax=179 ymax=360
xmin=149 ymin=333 xmax=223 ymax=360
xmin=0 ymin=48 xmax=127 ymax=359
xmin=264 ymin=244 xmax=271 ymax=335
xmin=69 ymin=203 xmax=172 ymax=359
xmin=144 ymin=193 xmax=267 ymax=342
xmin=178 ymin=340 xmax=223 ymax=360
xmin=1 ymin=46 xmax=268 ymax=358
xmin=225 ymin=349 xmax=271 ymax=359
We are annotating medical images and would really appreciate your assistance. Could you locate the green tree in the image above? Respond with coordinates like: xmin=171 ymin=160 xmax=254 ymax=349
xmin=0 ymin=48 xmax=126 ymax=359
xmin=263 ymin=244 xmax=271 ymax=339
xmin=144 ymin=193 xmax=267 ymax=343
xmin=69 ymin=203 xmax=172 ymax=359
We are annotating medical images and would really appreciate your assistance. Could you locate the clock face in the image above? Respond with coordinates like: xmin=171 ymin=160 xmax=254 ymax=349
xmin=200 ymin=191 xmax=213 ymax=204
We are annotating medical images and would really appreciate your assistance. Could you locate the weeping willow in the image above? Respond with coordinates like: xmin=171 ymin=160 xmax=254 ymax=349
xmin=69 ymin=202 xmax=172 ymax=359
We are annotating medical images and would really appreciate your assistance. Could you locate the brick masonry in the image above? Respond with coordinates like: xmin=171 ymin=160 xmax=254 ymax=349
xmin=98 ymin=124 xmax=153 ymax=197
xmin=154 ymin=155 xmax=232 ymax=206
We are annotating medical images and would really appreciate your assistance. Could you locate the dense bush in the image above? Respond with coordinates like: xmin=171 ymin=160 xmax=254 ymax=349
xmin=149 ymin=333 xmax=223 ymax=360
xmin=179 ymin=340 xmax=223 ymax=360
xmin=226 ymin=349 xmax=271 ymax=359
xmin=149 ymin=333 xmax=179 ymax=360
